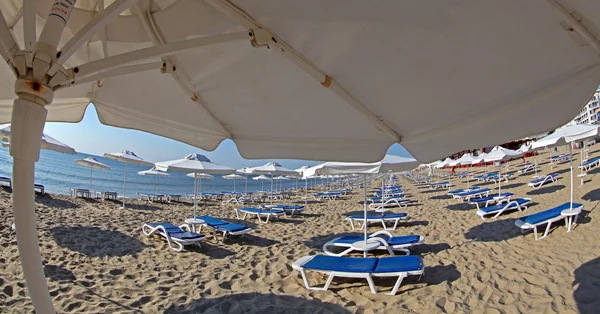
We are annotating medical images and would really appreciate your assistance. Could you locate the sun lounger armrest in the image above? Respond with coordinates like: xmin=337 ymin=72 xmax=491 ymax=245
xmin=370 ymin=230 xmax=393 ymax=239
xmin=292 ymin=256 xmax=315 ymax=270
xmin=178 ymin=224 xmax=192 ymax=232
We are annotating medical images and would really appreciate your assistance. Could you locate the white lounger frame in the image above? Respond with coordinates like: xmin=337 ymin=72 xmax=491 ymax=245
xmin=345 ymin=214 xmax=408 ymax=231
xmin=469 ymin=194 xmax=513 ymax=209
xmin=142 ymin=223 xmax=204 ymax=252
xmin=368 ymin=198 xmax=409 ymax=210
xmin=292 ymin=256 xmax=424 ymax=295
xmin=528 ymin=174 xmax=557 ymax=189
xmin=515 ymin=204 xmax=582 ymax=240
xmin=476 ymin=198 xmax=531 ymax=220
xmin=322 ymin=231 xmax=424 ymax=256
xmin=234 ymin=208 xmax=283 ymax=223
xmin=198 ymin=224 xmax=253 ymax=243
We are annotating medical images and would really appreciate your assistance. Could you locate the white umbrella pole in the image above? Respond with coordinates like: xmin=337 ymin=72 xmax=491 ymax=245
xmin=193 ymin=176 xmax=197 ymax=216
xmin=233 ymin=178 xmax=236 ymax=193
xmin=89 ymin=165 xmax=93 ymax=190
xmin=153 ymin=177 xmax=156 ymax=194
xmin=245 ymin=175 xmax=248 ymax=194
xmin=570 ymin=145 xmax=573 ymax=210
xmin=199 ymin=178 xmax=202 ymax=207
xmin=363 ymin=174 xmax=368 ymax=258
xmin=305 ymin=178 xmax=308 ymax=205
xmin=498 ymin=162 xmax=502 ymax=196
xmin=121 ymin=162 xmax=128 ymax=209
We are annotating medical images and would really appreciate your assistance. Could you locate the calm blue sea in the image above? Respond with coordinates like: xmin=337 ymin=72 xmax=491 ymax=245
xmin=0 ymin=148 xmax=320 ymax=198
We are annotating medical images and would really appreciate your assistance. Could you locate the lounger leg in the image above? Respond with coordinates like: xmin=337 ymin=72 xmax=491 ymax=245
xmin=234 ymin=209 xmax=241 ymax=219
xmin=323 ymin=274 xmax=335 ymax=291
xmin=300 ymin=269 xmax=313 ymax=290
xmin=389 ymin=273 xmax=407 ymax=295
xmin=349 ymin=219 xmax=356 ymax=230
xmin=213 ymin=229 xmax=218 ymax=241
xmin=222 ymin=232 xmax=227 ymax=243
xmin=366 ymin=275 xmax=377 ymax=294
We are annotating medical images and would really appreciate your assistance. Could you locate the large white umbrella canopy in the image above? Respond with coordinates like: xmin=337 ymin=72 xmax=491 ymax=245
xmin=222 ymin=173 xmax=245 ymax=192
xmin=483 ymin=146 xmax=523 ymax=196
xmin=236 ymin=167 xmax=253 ymax=193
xmin=156 ymin=154 xmax=233 ymax=215
xmin=104 ymin=150 xmax=152 ymax=208
xmin=449 ymin=153 xmax=476 ymax=167
xmin=73 ymin=157 xmax=110 ymax=191
xmin=3 ymin=2 xmax=600 ymax=312
xmin=532 ymin=124 xmax=600 ymax=210
xmin=471 ymin=153 xmax=488 ymax=165
xmin=249 ymin=162 xmax=299 ymax=176
xmin=435 ymin=158 xmax=454 ymax=169
xmin=138 ymin=167 xmax=170 ymax=194
xmin=0 ymin=125 xmax=75 ymax=155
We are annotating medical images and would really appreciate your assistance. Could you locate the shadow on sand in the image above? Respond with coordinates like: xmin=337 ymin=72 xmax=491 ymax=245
xmin=574 ymin=257 xmax=600 ymax=314
xmin=50 ymin=226 xmax=145 ymax=257
xmin=582 ymin=188 xmax=600 ymax=202
xmin=526 ymin=184 xmax=565 ymax=196
xmin=35 ymin=194 xmax=80 ymax=209
xmin=446 ymin=203 xmax=473 ymax=211
xmin=464 ymin=218 xmax=521 ymax=242
xmin=164 ymin=292 xmax=351 ymax=314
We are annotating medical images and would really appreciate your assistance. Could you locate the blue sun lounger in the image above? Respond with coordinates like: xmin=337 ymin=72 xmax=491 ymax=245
xmin=427 ymin=181 xmax=450 ymax=189
xmin=345 ymin=212 xmax=408 ymax=231
xmin=515 ymin=202 xmax=583 ymax=240
xmin=476 ymin=198 xmax=531 ymax=219
xmin=142 ymin=222 xmax=205 ymax=252
xmin=323 ymin=231 xmax=424 ymax=256
xmin=579 ymin=156 xmax=600 ymax=171
xmin=469 ymin=192 xmax=514 ymax=209
xmin=447 ymin=186 xmax=480 ymax=196
xmin=518 ymin=163 xmax=536 ymax=174
xmin=234 ymin=207 xmax=285 ymax=223
xmin=193 ymin=215 xmax=252 ymax=242
xmin=528 ymin=173 xmax=558 ymax=189
xmin=453 ymin=188 xmax=492 ymax=202
xmin=263 ymin=204 xmax=305 ymax=217
xmin=292 ymin=255 xmax=424 ymax=295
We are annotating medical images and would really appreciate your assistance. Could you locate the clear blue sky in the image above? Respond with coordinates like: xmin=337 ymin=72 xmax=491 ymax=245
xmin=43 ymin=105 xmax=413 ymax=169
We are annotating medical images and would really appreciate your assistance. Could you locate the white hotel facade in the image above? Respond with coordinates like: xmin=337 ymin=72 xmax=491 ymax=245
xmin=572 ymin=86 xmax=600 ymax=125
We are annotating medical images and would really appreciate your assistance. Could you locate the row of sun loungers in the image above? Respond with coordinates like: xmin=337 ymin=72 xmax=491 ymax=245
xmin=476 ymin=198 xmax=531 ymax=220
xmin=453 ymin=188 xmax=492 ymax=202
xmin=550 ymin=154 xmax=571 ymax=166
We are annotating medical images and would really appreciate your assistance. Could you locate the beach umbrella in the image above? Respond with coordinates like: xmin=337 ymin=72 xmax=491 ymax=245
xmin=186 ymin=173 xmax=214 ymax=206
xmin=247 ymin=162 xmax=298 ymax=193
xmin=310 ymin=154 xmax=417 ymax=257
xmin=104 ymin=150 xmax=152 ymax=209
xmin=222 ymin=173 xmax=245 ymax=192
xmin=137 ymin=168 xmax=170 ymax=194
xmin=449 ymin=153 xmax=476 ymax=189
xmin=532 ymin=124 xmax=600 ymax=210
xmin=155 ymin=154 xmax=233 ymax=215
xmin=73 ymin=157 xmax=110 ymax=191
xmin=273 ymin=175 xmax=291 ymax=191
xmin=0 ymin=125 xmax=75 ymax=155
xmin=3 ymin=2 xmax=600 ymax=311
xmin=237 ymin=167 xmax=253 ymax=194
xmin=483 ymin=147 xmax=523 ymax=196
xmin=252 ymin=174 xmax=272 ymax=191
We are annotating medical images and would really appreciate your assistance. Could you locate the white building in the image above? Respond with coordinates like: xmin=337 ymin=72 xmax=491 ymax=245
xmin=572 ymin=86 xmax=600 ymax=124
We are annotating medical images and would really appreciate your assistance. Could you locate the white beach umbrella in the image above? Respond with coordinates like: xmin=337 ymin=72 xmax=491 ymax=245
xmin=104 ymin=150 xmax=152 ymax=208
xmin=248 ymin=162 xmax=298 ymax=193
xmin=532 ymin=124 xmax=600 ymax=210
xmin=156 ymin=154 xmax=233 ymax=215
xmin=186 ymin=173 xmax=214 ymax=205
xmin=311 ymin=154 xmax=418 ymax=256
xmin=0 ymin=125 xmax=75 ymax=155
xmin=483 ymin=147 xmax=523 ymax=196
xmin=237 ymin=167 xmax=253 ymax=194
xmin=435 ymin=158 xmax=454 ymax=169
xmin=73 ymin=157 xmax=110 ymax=191
xmin=252 ymin=174 xmax=272 ymax=191
xmin=222 ymin=173 xmax=245 ymax=192
xmin=3 ymin=2 xmax=600 ymax=311
xmin=137 ymin=168 xmax=170 ymax=194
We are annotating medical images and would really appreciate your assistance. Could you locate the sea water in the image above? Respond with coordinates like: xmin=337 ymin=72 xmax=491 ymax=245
xmin=0 ymin=148 xmax=319 ymax=198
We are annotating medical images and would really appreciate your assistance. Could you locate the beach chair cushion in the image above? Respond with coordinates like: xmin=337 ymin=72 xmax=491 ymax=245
xmin=519 ymin=202 xmax=581 ymax=225
xmin=214 ymin=223 xmax=250 ymax=232
xmin=374 ymin=256 xmax=423 ymax=273
xmin=304 ymin=255 xmax=378 ymax=273
xmin=196 ymin=215 xmax=229 ymax=226
xmin=349 ymin=212 xmax=408 ymax=220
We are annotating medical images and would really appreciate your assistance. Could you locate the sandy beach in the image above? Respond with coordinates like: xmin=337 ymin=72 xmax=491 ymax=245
xmin=1 ymin=149 xmax=599 ymax=313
